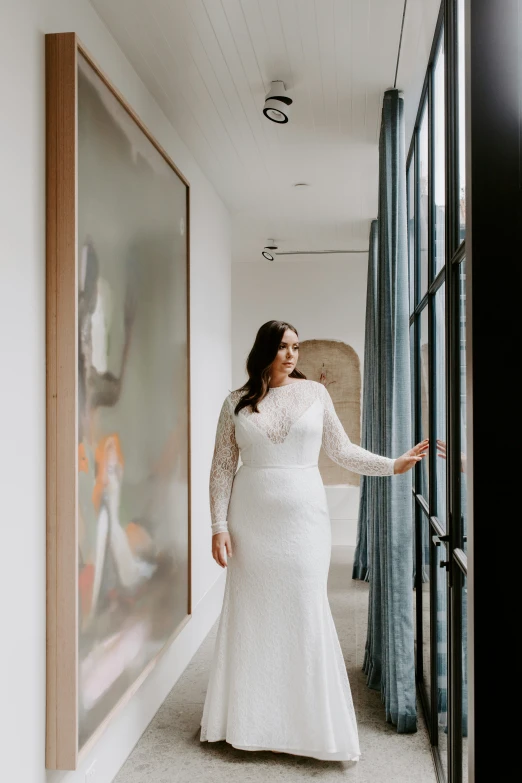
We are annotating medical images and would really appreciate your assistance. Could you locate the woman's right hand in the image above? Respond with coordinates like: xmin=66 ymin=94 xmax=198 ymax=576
xmin=393 ymin=439 xmax=429 ymax=474
xmin=212 ymin=532 xmax=233 ymax=568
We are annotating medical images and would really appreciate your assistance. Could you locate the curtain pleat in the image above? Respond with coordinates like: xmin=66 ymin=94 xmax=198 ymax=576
xmin=352 ymin=219 xmax=379 ymax=582
xmin=360 ymin=88 xmax=417 ymax=733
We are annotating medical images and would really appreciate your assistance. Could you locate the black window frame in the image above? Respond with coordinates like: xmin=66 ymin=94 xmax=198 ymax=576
xmin=406 ymin=2 xmax=468 ymax=781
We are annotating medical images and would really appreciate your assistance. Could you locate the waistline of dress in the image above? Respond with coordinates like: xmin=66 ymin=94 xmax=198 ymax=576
xmin=239 ymin=463 xmax=319 ymax=470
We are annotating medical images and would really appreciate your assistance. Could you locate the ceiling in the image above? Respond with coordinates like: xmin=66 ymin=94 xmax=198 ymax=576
xmin=90 ymin=0 xmax=441 ymax=262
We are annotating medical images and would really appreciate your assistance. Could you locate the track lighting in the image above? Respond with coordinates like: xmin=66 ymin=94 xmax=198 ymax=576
xmin=263 ymin=81 xmax=292 ymax=124
xmin=262 ymin=240 xmax=278 ymax=261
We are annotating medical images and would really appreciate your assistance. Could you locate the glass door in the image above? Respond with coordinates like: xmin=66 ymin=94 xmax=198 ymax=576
xmin=407 ymin=2 xmax=468 ymax=780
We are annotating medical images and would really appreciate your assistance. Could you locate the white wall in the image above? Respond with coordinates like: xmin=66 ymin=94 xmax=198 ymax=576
xmin=0 ymin=1 xmax=231 ymax=781
xmin=231 ymin=255 xmax=369 ymax=546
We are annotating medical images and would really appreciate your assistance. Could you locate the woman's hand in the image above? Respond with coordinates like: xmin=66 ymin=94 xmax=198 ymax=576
xmin=393 ymin=439 xmax=429 ymax=474
xmin=212 ymin=532 xmax=233 ymax=568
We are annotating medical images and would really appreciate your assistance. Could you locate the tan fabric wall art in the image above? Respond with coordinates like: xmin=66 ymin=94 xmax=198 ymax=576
xmin=297 ymin=340 xmax=361 ymax=486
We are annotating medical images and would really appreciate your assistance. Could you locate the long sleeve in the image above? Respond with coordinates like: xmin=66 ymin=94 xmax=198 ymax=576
xmin=209 ymin=395 xmax=239 ymax=535
xmin=321 ymin=385 xmax=396 ymax=476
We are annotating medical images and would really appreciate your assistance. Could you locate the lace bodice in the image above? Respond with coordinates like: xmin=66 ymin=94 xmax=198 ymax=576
xmin=209 ymin=379 xmax=396 ymax=534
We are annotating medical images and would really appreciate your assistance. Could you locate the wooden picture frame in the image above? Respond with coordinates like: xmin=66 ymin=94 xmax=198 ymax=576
xmin=46 ymin=32 xmax=191 ymax=770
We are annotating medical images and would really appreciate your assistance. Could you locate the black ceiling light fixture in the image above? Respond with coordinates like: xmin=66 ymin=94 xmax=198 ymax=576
xmin=263 ymin=81 xmax=292 ymax=124
xmin=262 ymin=239 xmax=278 ymax=261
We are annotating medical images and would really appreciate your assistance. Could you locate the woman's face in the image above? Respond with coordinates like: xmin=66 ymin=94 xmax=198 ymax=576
xmin=271 ymin=329 xmax=299 ymax=376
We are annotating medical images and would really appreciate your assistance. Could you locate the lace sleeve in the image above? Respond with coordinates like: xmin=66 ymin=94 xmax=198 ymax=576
xmin=321 ymin=385 xmax=396 ymax=476
xmin=209 ymin=395 xmax=239 ymax=535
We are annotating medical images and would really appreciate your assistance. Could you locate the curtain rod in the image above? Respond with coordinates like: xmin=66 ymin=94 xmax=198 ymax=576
xmin=394 ymin=0 xmax=408 ymax=88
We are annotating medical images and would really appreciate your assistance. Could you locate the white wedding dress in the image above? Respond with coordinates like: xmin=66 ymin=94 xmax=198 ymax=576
xmin=200 ymin=379 xmax=395 ymax=761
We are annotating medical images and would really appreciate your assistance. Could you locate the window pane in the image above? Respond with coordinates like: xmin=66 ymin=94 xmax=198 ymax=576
xmin=458 ymin=0 xmax=466 ymax=239
xmin=436 ymin=542 xmax=448 ymax=777
xmin=421 ymin=510 xmax=431 ymax=704
xmin=459 ymin=261 xmax=467 ymax=551
xmin=434 ymin=36 xmax=445 ymax=275
xmin=408 ymin=161 xmax=415 ymax=312
xmin=410 ymin=321 xmax=415 ymax=443
xmin=420 ymin=306 xmax=429 ymax=500
xmin=419 ymin=106 xmax=429 ymax=296
xmin=413 ymin=495 xmax=418 ymax=652
xmin=461 ymin=570 xmax=469 ymax=781
xmin=435 ymin=284 xmax=446 ymax=526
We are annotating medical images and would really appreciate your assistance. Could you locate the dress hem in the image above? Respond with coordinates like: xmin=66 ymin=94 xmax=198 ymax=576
xmin=200 ymin=733 xmax=360 ymax=762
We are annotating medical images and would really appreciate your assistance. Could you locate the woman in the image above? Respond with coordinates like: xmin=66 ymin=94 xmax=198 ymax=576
xmin=200 ymin=320 xmax=428 ymax=761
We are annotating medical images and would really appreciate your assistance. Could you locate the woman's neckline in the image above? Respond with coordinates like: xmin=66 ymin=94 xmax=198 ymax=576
xmin=268 ymin=379 xmax=306 ymax=390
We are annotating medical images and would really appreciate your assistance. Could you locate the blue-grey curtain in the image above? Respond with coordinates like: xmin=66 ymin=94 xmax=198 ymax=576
xmin=361 ymin=88 xmax=417 ymax=733
xmin=352 ymin=219 xmax=379 ymax=581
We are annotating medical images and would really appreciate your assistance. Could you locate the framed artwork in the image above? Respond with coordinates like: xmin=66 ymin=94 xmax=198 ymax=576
xmin=45 ymin=33 xmax=191 ymax=770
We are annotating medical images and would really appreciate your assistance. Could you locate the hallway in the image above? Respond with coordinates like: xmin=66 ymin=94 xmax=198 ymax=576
xmin=114 ymin=547 xmax=436 ymax=783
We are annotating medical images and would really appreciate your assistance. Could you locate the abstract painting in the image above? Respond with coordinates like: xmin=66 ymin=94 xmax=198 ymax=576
xmin=46 ymin=34 xmax=190 ymax=769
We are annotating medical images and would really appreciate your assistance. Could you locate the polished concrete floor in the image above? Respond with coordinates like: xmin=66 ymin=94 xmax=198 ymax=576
xmin=114 ymin=546 xmax=436 ymax=783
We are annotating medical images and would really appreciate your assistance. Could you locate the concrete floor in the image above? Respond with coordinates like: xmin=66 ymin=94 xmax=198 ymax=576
xmin=114 ymin=546 xmax=437 ymax=783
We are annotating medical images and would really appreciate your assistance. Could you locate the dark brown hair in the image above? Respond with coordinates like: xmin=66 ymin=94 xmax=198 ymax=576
xmin=234 ymin=320 xmax=307 ymax=415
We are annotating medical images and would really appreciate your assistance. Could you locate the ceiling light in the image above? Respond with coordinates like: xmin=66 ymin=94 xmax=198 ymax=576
xmin=263 ymin=81 xmax=292 ymax=124
xmin=262 ymin=240 xmax=278 ymax=261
